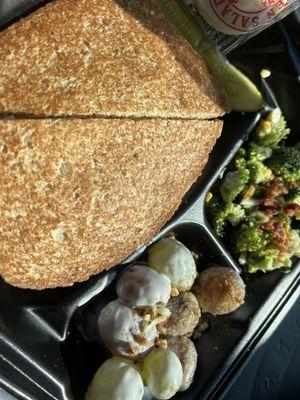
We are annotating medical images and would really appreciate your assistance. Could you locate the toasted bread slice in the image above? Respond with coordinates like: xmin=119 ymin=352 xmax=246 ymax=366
xmin=0 ymin=118 xmax=222 ymax=289
xmin=0 ymin=0 xmax=229 ymax=119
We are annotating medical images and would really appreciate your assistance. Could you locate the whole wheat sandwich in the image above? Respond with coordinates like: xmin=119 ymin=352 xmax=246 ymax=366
xmin=0 ymin=119 xmax=223 ymax=289
xmin=0 ymin=0 xmax=228 ymax=119
xmin=0 ymin=0 xmax=230 ymax=289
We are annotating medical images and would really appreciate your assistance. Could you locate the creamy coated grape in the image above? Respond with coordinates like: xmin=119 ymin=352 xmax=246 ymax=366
xmin=148 ymin=238 xmax=197 ymax=291
xmin=116 ymin=265 xmax=171 ymax=308
xmin=98 ymin=299 xmax=157 ymax=359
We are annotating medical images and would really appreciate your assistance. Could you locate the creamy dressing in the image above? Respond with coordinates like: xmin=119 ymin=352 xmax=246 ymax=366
xmin=116 ymin=265 xmax=171 ymax=308
xmin=98 ymin=299 xmax=157 ymax=358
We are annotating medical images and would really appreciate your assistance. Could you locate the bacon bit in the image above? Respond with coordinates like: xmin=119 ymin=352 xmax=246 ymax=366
xmin=264 ymin=208 xmax=277 ymax=217
xmin=265 ymin=178 xmax=288 ymax=199
xmin=261 ymin=197 xmax=282 ymax=208
xmin=273 ymin=221 xmax=281 ymax=231
xmin=272 ymin=226 xmax=282 ymax=234
xmin=275 ymin=237 xmax=286 ymax=245
xmin=284 ymin=204 xmax=300 ymax=217
xmin=285 ymin=204 xmax=298 ymax=210
xmin=261 ymin=198 xmax=271 ymax=207
xmin=284 ymin=209 xmax=295 ymax=217
xmin=261 ymin=220 xmax=273 ymax=231
xmin=262 ymin=218 xmax=283 ymax=231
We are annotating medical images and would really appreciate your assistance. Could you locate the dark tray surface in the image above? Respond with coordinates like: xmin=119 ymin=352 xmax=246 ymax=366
xmin=223 ymin=286 xmax=300 ymax=400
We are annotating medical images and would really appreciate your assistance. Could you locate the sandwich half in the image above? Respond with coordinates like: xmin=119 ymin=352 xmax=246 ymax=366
xmin=0 ymin=0 xmax=229 ymax=119
xmin=0 ymin=118 xmax=222 ymax=289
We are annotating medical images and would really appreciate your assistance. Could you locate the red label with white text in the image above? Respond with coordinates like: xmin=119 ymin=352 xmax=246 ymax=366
xmin=207 ymin=0 xmax=293 ymax=32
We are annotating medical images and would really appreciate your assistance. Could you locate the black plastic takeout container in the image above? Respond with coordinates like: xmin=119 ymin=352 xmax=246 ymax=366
xmin=0 ymin=3 xmax=300 ymax=400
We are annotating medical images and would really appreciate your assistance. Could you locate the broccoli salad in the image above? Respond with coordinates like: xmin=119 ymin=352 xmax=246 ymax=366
xmin=207 ymin=109 xmax=300 ymax=273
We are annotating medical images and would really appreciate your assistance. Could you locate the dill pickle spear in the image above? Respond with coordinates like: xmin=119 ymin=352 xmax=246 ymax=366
xmin=154 ymin=0 xmax=264 ymax=112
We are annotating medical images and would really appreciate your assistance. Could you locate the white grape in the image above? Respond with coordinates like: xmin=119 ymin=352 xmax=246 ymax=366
xmin=142 ymin=348 xmax=183 ymax=400
xmin=148 ymin=238 xmax=197 ymax=291
xmin=86 ymin=357 xmax=144 ymax=400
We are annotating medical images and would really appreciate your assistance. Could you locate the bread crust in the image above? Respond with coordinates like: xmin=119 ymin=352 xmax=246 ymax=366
xmin=0 ymin=118 xmax=222 ymax=289
xmin=0 ymin=0 xmax=229 ymax=119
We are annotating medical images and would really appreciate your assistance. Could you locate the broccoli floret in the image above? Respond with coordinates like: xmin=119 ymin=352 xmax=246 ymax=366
xmin=234 ymin=148 xmax=247 ymax=169
xmin=234 ymin=225 xmax=268 ymax=253
xmin=220 ymin=167 xmax=249 ymax=203
xmin=245 ymin=253 xmax=281 ymax=273
xmin=275 ymin=257 xmax=293 ymax=269
xmin=285 ymin=188 xmax=300 ymax=205
xmin=207 ymin=197 xmax=227 ymax=237
xmin=254 ymin=108 xmax=290 ymax=147
xmin=246 ymin=211 xmax=269 ymax=227
xmin=267 ymin=146 xmax=300 ymax=182
xmin=244 ymin=228 xmax=299 ymax=273
xmin=246 ymin=254 xmax=274 ymax=273
xmin=248 ymin=142 xmax=272 ymax=161
xmin=226 ymin=203 xmax=246 ymax=226
xmin=248 ymin=159 xmax=273 ymax=184
xmin=207 ymin=198 xmax=246 ymax=236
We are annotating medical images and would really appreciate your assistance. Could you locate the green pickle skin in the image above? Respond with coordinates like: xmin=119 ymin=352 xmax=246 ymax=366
xmin=154 ymin=0 xmax=264 ymax=112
